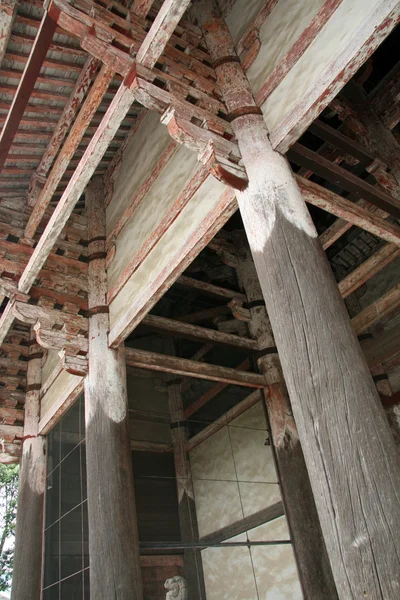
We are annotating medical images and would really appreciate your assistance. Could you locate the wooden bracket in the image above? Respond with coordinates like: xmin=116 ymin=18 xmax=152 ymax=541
xmin=228 ymin=298 xmax=251 ymax=322
xmin=161 ymin=108 xmax=248 ymax=191
xmin=59 ymin=349 xmax=88 ymax=377
xmin=34 ymin=322 xmax=88 ymax=355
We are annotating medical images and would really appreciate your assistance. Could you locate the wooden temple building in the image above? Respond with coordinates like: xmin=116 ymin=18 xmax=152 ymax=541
xmin=0 ymin=0 xmax=400 ymax=598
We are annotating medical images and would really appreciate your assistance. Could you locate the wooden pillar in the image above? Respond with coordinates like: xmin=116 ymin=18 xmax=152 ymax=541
xmin=11 ymin=332 xmax=45 ymax=600
xmin=191 ymin=2 xmax=400 ymax=598
xmin=85 ymin=177 xmax=143 ymax=600
xmin=234 ymin=236 xmax=338 ymax=599
xmin=165 ymin=349 xmax=205 ymax=599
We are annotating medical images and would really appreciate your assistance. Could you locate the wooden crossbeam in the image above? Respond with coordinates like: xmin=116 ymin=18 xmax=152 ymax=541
xmin=175 ymin=275 xmax=246 ymax=302
xmin=24 ymin=64 xmax=114 ymax=240
xmin=136 ymin=0 xmax=192 ymax=69
xmin=186 ymin=389 xmax=262 ymax=451
xmin=125 ymin=347 xmax=265 ymax=387
xmin=0 ymin=11 xmax=58 ymax=174
xmin=352 ymin=284 xmax=400 ymax=335
xmin=26 ymin=55 xmax=100 ymax=208
xmin=141 ymin=313 xmax=259 ymax=350
xmin=184 ymin=358 xmax=251 ymax=419
xmin=290 ymin=144 xmax=400 ymax=219
xmin=297 ymin=176 xmax=400 ymax=246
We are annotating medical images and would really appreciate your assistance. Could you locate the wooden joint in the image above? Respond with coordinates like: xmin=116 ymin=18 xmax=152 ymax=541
xmin=373 ymin=373 xmax=389 ymax=383
xmin=227 ymin=106 xmax=263 ymax=122
xmin=26 ymin=383 xmax=41 ymax=392
xmin=244 ymin=299 xmax=266 ymax=309
xmin=88 ymin=305 xmax=109 ymax=316
xmin=88 ymin=235 xmax=107 ymax=244
xmin=255 ymin=347 xmax=278 ymax=359
xmin=165 ymin=378 xmax=183 ymax=387
xmin=27 ymin=352 xmax=44 ymax=361
xmin=170 ymin=420 xmax=190 ymax=430
xmin=199 ymin=141 xmax=248 ymax=191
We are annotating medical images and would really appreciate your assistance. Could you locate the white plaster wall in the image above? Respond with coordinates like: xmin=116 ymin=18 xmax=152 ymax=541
xmin=40 ymin=370 xmax=83 ymax=425
xmin=107 ymin=144 xmax=199 ymax=291
xmin=261 ymin=0 xmax=398 ymax=141
xmin=189 ymin=401 xmax=302 ymax=599
xmin=106 ymin=111 xmax=171 ymax=235
xmin=246 ymin=0 xmax=326 ymax=93
xmin=41 ymin=349 xmax=59 ymax=384
xmin=109 ymin=173 xmax=226 ymax=334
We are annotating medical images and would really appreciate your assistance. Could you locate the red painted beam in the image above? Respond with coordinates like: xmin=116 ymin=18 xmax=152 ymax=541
xmin=0 ymin=12 xmax=57 ymax=174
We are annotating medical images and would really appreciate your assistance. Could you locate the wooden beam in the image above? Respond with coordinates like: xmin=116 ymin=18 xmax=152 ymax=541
xmin=130 ymin=0 xmax=154 ymax=18
xmin=297 ymin=175 xmax=400 ymax=246
xmin=0 ymin=1 xmax=18 ymax=66
xmin=24 ymin=64 xmax=114 ymax=239
xmin=289 ymin=144 xmax=400 ymax=219
xmin=136 ymin=0 xmax=192 ymax=69
xmin=186 ymin=390 xmax=261 ymax=451
xmin=125 ymin=347 xmax=264 ymax=387
xmin=339 ymin=244 xmax=400 ymax=298
xmin=140 ymin=313 xmax=258 ymax=351
xmin=199 ymin=501 xmax=285 ymax=545
xmin=362 ymin=324 xmax=400 ymax=370
xmin=0 ymin=12 xmax=57 ymax=174
xmin=184 ymin=358 xmax=251 ymax=419
xmin=16 ymin=73 xmax=137 ymax=296
xmin=176 ymin=275 xmax=246 ymax=302
xmin=351 ymin=285 xmax=400 ymax=335
xmin=26 ymin=55 xmax=100 ymax=208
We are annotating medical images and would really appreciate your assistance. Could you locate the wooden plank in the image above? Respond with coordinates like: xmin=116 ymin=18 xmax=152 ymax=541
xmin=186 ymin=390 xmax=261 ymax=451
xmin=125 ymin=347 xmax=264 ymax=387
xmin=141 ymin=313 xmax=259 ymax=350
xmin=339 ymin=244 xmax=400 ymax=298
xmin=199 ymin=501 xmax=284 ymax=545
xmin=136 ymin=0 xmax=192 ymax=69
xmin=351 ymin=285 xmax=400 ymax=335
xmin=17 ymin=75 xmax=137 ymax=295
xmin=0 ymin=12 xmax=57 ymax=174
xmin=84 ymin=178 xmax=143 ymax=599
xmin=26 ymin=55 xmax=99 ymax=207
xmin=289 ymin=143 xmax=400 ymax=219
xmin=297 ymin=175 xmax=400 ymax=246
xmin=362 ymin=324 xmax=400 ymax=370
xmin=24 ymin=64 xmax=114 ymax=239
xmin=130 ymin=0 xmax=154 ymax=18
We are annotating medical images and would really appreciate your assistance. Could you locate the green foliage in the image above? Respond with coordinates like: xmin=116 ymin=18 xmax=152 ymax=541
xmin=0 ymin=464 xmax=19 ymax=592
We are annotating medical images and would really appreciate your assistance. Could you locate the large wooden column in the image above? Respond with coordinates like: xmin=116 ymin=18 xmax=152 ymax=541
xmin=85 ymin=177 xmax=143 ymax=599
xmin=11 ymin=332 xmax=45 ymax=600
xmin=234 ymin=236 xmax=338 ymax=599
xmin=166 ymin=366 xmax=205 ymax=599
xmin=192 ymin=1 xmax=400 ymax=598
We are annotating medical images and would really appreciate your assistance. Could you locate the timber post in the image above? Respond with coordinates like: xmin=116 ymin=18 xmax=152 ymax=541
xmin=165 ymin=343 xmax=206 ymax=600
xmin=234 ymin=236 xmax=338 ymax=599
xmin=191 ymin=1 xmax=400 ymax=598
xmin=10 ymin=331 xmax=45 ymax=600
xmin=85 ymin=177 xmax=143 ymax=599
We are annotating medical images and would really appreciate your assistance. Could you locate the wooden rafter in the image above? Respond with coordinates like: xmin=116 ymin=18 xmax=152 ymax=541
xmin=0 ymin=11 xmax=58 ymax=174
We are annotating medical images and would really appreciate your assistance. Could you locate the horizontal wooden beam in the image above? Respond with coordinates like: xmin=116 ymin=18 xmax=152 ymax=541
xmin=0 ymin=12 xmax=58 ymax=174
xmin=352 ymin=284 xmax=400 ymax=335
xmin=297 ymin=175 xmax=400 ymax=246
xmin=130 ymin=440 xmax=172 ymax=452
xmin=141 ymin=313 xmax=259 ymax=350
xmin=125 ymin=347 xmax=265 ymax=387
xmin=176 ymin=275 xmax=246 ymax=302
xmin=186 ymin=389 xmax=262 ymax=451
